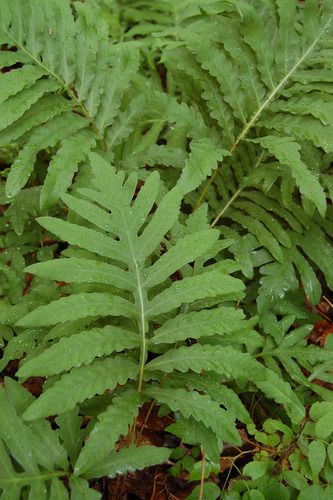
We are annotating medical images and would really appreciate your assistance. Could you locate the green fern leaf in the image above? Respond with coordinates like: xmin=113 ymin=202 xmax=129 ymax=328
xmin=40 ymin=129 xmax=97 ymax=210
xmin=36 ymin=215 xmax=125 ymax=262
xmin=168 ymin=372 xmax=252 ymax=425
xmin=17 ymin=326 xmax=139 ymax=377
xmin=0 ymin=0 xmax=145 ymax=202
xmin=146 ymin=344 xmax=263 ymax=381
xmin=0 ymin=65 xmax=46 ymax=104
xmin=26 ymin=257 xmax=134 ymax=291
xmin=55 ymin=407 xmax=83 ymax=466
xmin=6 ymin=113 xmax=88 ymax=198
xmin=0 ymin=95 xmax=72 ymax=145
xmin=0 ymin=380 xmax=70 ymax=499
xmin=16 ymin=292 xmax=136 ymax=327
xmin=82 ymin=445 xmax=171 ymax=480
xmin=255 ymin=368 xmax=305 ymax=424
xmin=145 ymin=386 xmax=241 ymax=445
xmin=69 ymin=477 xmax=100 ymax=500
xmin=0 ymin=79 xmax=60 ymax=131
xmin=150 ymin=307 xmax=254 ymax=345
xmin=146 ymin=270 xmax=244 ymax=317
xmin=95 ymin=45 xmax=140 ymax=133
xmin=255 ymin=135 xmax=326 ymax=216
xmin=74 ymin=390 xmax=140 ymax=476
xmin=144 ymin=229 xmax=219 ymax=288
xmin=21 ymin=357 xmax=138 ymax=420
xmin=166 ymin=417 xmax=221 ymax=463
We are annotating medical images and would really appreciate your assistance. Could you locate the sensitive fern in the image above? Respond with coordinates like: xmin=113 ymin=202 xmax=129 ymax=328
xmin=161 ymin=0 xmax=333 ymax=307
xmin=0 ymin=0 xmax=140 ymax=208
xmin=9 ymin=152 xmax=302 ymax=485
xmin=2 ymin=0 xmax=333 ymax=497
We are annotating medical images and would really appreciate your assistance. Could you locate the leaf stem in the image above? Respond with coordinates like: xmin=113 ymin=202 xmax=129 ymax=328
xmin=198 ymin=449 xmax=206 ymax=500
xmin=210 ymin=188 xmax=243 ymax=228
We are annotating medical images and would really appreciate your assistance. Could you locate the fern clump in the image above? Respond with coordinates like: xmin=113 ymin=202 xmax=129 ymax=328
xmin=161 ymin=0 xmax=333 ymax=308
xmin=2 ymin=0 xmax=333 ymax=498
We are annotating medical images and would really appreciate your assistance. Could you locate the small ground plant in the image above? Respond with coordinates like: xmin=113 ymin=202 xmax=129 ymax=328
xmin=1 ymin=0 xmax=333 ymax=499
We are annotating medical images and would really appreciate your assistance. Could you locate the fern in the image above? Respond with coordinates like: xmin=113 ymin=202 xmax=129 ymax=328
xmin=9 ymin=151 xmax=302 ymax=481
xmin=0 ymin=0 xmax=141 ymax=208
xmin=0 ymin=378 xmax=70 ymax=499
xmin=161 ymin=0 xmax=333 ymax=307
xmin=2 ymin=0 xmax=333 ymax=496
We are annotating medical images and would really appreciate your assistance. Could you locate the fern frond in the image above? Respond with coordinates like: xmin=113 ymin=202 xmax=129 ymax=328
xmin=255 ymin=368 xmax=305 ymax=424
xmin=0 ymin=0 xmax=143 ymax=206
xmin=150 ymin=307 xmax=260 ymax=347
xmin=14 ymin=153 xmax=305 ymax=469
xmin=145 ymin=386 xmax=241 ymax=445
xmin=146 ymin=344 xmax=263 ymax=381
xmin=0 ymin=379 xmax=70 ymax=500
xmin=82 ymin=445 xmax=171 ymax=480
xmin=74 ymin=390 xmax=140 ymax=476
xmin=21 ymin=357 xmax=138 ymax=420
xmin=160 ymin=0 xmax=333 ymax=306
xmin=17 ymin=326 xmax=139 ymax=377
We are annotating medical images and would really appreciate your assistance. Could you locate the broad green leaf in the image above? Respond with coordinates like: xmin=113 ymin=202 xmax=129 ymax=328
xmin=186 ymin=482 xmax=220 ymax=500
xmin=17 ymin=326 xmax=139 ymax=377
xmin=243 ymin=461 xmax=270 ymax=480
xmin=298 ymin=485 xmax=333 ymax=500
xmin=40 ymin=129 xmax=96 ymax=210
xmin=22 ymin=357 xmax=138 ymax=420
xmin=26 ymin=257 xmax=134 ymax=291
xmin=83 ymin=445 xmax=171 ymax=480
xmin=144 ymin=386 xmax=241 ymax=445
xmin=56 ymin=407 xmax=83 ymax=466
xmin=243 ymin=491 xmax=265 ymax=500
xmin=69 ymin=477 xmax=100 ymax=500
xmin=256 ymin=136 xmax=326 ymax=216
xmin=327 ymin=443 xmax=333 ymax=466
xmin=144 ymin=229 xmax=219 ymax=288
xmin=147 ymin=270 xmax=244 ymax=317
xmin=151 ymin=307 xmax=251 ymax=345
xmin=146 ymin=344 xmax=263 ymax=381
xmin=315 ymin=412 xmax=333 ymax=439
xmin=16 ymin=292 xmax=136 ymax=327
xmin=49 ymin=478 xmax=69 ymax=500
xmin=308 ymin=440 xmax=326 ymax=476
xmin=74 ymin=390 xmax=140 ymax=475
xmin=255 ymin=368 xmax=305 ymax=423
xmin=283 ymin=470 xmax=308 ymax=490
